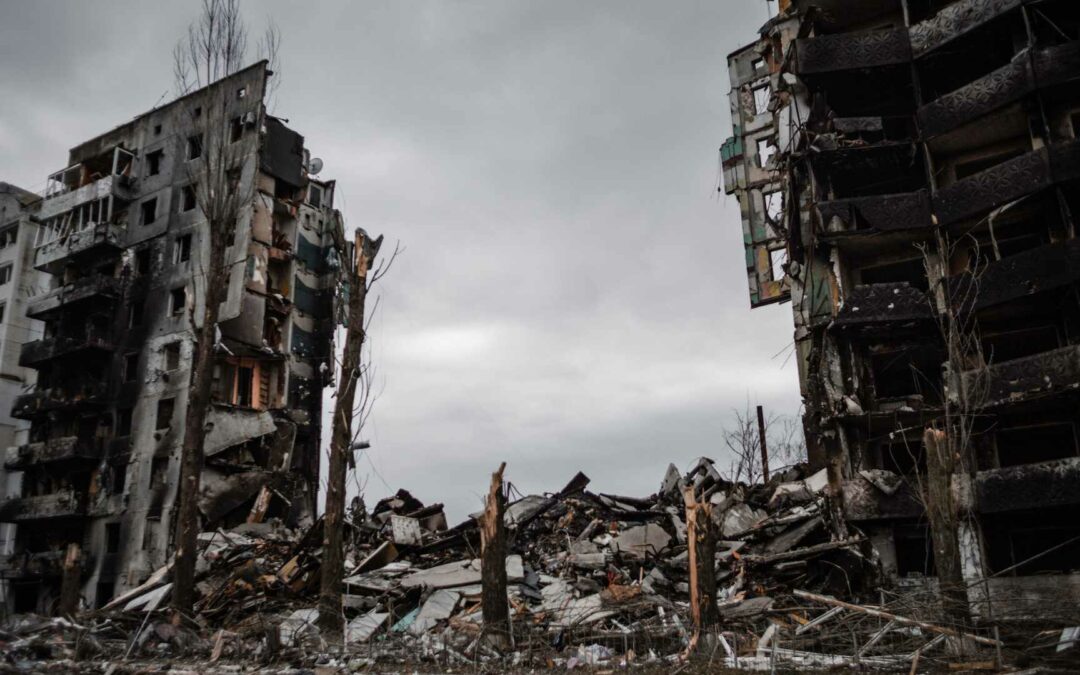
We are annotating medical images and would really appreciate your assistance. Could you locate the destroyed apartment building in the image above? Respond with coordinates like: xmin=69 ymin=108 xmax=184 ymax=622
xmin=0 ymin=61 xmax=348 ymax=614
xmin=722 ymin=0 xmax=1080 ymax=618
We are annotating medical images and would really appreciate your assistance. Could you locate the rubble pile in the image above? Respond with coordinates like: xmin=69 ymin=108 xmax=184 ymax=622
xmin=2 ymin=458 xmax=1059 ymax=671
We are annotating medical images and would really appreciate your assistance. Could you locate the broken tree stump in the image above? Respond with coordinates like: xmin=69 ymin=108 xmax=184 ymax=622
xmin=923 ymin=427 xmax=971 ymax=628
xmin=58 ymin=542 xmax=81 ymax=616
xmin=683 ymin=486 xmax=719 ymax=642
xmin=480 ymin=462 xmax=510 ymax=648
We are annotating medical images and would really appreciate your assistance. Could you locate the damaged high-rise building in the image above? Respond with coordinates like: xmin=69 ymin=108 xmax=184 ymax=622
xmin=723 ymin=0 xmax=1080 ymax=617
xmin=0 ymin=62 xmax=348 ymax=614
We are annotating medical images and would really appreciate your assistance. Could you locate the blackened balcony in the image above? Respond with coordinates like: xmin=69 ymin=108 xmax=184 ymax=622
xmin=795 ymin=28 xmax=911 ymax=76
xmin=817 ymin=190 xmax=932 ymax=233
xmin=11 ymin=383 xmax=108 ymax=420
xmin=909 ymin=0 xmax=1023 ymax=58
xmin=963 ymin=344 xmax=1080 ymax=408
xmin=0 ymin=491 xmax=86 ymax=523
xmin=933 ymin=141 xmax=1080 ymax=226
xmin=975 ymin=457 xmax=1080 ymax=515
xmin=26 ymin=274 xmax=124 ymax=320
xmin=18 ymin=326 xmax=113 ymax=368
xmin=918 ymin=42 xmax=1080 ymax=139
xmin=832 ymin=282 xmax=934 ymax=335
xmin=0 ymin=549 xmax=91 ymax=580
xmin=950 ymin=239 xmax=1080 ymax=313
xmin=33 ymin=222 xmax=125 ymax=274
xmin=4 ymin=437 xmax=103 ymax=470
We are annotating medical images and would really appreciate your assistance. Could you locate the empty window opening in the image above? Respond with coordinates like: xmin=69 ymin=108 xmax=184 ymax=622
xmin=0 ymin=265 xmax=13 ymax=287
xmin=174 ymin=234 xmax=192 ymax=264
xmin=146 ymin=150 xmax=163 ymax=177
xmin=981 ymin=324 xmax=1059 ymax=365
xmin=142 ymin=518 xmax=160 ymax=551
xmin=164 ymin=342 xmax=181 ymax=371
xmin=0 ymin=304 xmax=6 ymax=324
xmin=105 ymin=523 xmax=121 ymax=553
xmin=155 ymin=398 xmax=175 ymax=430
xmin=859 ymin=257 xmax=928 ymax=291
xmin=153 ymin=124 xmax=162 ymax=136
xmin=186 ymin=134 xmax=203 ymax=160
xmin=135 ymin=248 xmax=151 ymax=275
xmin=193 ymin=106 xmax=202 ymax=118
xmin=128 ymin=300 xmax=144 ymax=327
xmin=237 ymin=86 xmax=247 ymax=99
xmin=116 ymin=408 xmax=133 ymax=437
xmin=894 ymin=524 xmax=934 ymax=577
xmin=769 ymin=247 xmax=788 ymax=282
xmin=181 ymin=185 xmax=197 ymax=212
xmin=123 ymin=352 xmax=139 ymax=382
xmin=150 ymin=456 xmax=169 ymax=489
xmin=756 ymin=138 xmax=777 ymax=168
xmin=870 ymin=348 xmax=942 ymax=401
xmin=954 ymin=148 xmax=1026 ymax=181
xmin=0 ymin=227 xmax=18 ymax=248
xmin=140 ymin=198 xmax=157 ymax=226
xmin=751 ymin=58 xmax=766 ymax=73
xmin=996 ymin=422 xmax=1078 ymax=468
xmin=752 ymin=84 xmax=771 ymax=116
xmin=169 ymin=287 xmax=187 ymax=317
xmin=307 ymin=183 xmax=323 ymax=208
xmin=236 ymin=366 xmax=255 ymax=407
xmin=877 ymin=439 xmax=926 ymax=475
xmin=230 ymin=117 xmax=243 ymax=143
xmin=110 ymin=463 xmax=126 ymax=494
xmin=984 ymin=507 xmax=1080 ymax=575
xmin=763 ymin=190 xmax=783 ymax=224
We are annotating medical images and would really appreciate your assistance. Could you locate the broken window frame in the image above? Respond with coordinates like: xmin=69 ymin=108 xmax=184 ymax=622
xmin=181 ymin=184 xmax=197 ymax=213
xmin=155 ymin=398 xmax=175 ymax=431
xmin=145 ymin=149 xmax=163 ymax=177
xmin=0 ymin=264 xmax=12 ymax=287
xmin=169 ymin=287 xmax=187 ymax=317
xmin=174 ymin=233 xmax=192 ymax=264
xmin=140 ymin=198 xmax=157 ymax=226
xmin=186 ymin=134 xmax=203 ymax=161
xmin=752 ymin=83 xmax=771 ymax=116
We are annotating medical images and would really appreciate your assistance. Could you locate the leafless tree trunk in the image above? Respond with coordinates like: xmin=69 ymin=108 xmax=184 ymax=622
xmin=923 ymin=427 xmax=968 ymax=625
xmin=318 ymin=229 xmax=382 ymax=638
xmin=169 ymin=0 xmax=255 ymax=616
xmin=480 ymin=462 xmax=509 ymax=648
xmin=683 ymin=487 xmax=718 ymax=639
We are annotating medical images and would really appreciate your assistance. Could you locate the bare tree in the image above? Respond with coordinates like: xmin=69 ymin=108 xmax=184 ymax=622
xmin=722 ymin=402 xmax=807 ymax=484
xmin=168 ymin=0 xmax=270 ymax=616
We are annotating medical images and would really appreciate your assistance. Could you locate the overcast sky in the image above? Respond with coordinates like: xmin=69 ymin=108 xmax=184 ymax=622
xmin=0 ymin=1 xmax=800 ymax=521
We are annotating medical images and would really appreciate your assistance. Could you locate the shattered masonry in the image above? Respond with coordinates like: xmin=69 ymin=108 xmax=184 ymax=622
xmin=0 ymin=62 xmax=348 ymax=614
xmin=722 ymin=0 xmax=1080 ymax=618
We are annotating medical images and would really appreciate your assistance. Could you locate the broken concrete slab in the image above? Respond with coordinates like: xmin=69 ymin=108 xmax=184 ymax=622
xmin=610 ymin=523 xmax=671 ymax=558
xmin=399 ymin=555 xmax=524 ymax=589
xmin=346 ymin=611 xmax=389 ymax=644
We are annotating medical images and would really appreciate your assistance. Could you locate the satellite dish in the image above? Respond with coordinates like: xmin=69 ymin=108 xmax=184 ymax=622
xmin=308 ymin=157 xmax=324 ymax=175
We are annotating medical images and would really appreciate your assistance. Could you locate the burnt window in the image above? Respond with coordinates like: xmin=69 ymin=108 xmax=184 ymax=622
xmin=860 ymin=257 xmax=928 ymax=291
xmin=0 ymin=265 xmax=13 ymax=287
xmin=981 ymin=325 xmax=1059 ymax=364
xmin=193 ymin=106 xmax=202 ymax=118
xmin=153 ymin=124 xmax=162 ymax=136
xmin=985 ymin=507 xmax=1080 ymax=575
xmin=123 ymin=352 xmax=139 ymax=382
xmin=769 ymin=247 xmax=788 ymax=282
xmin=230 ymin=117 xmax=243 ymax=143
xmin=997 ymin=423 xmax=1078 ymax=468
xmin=128 ymin=300 xmax=144 ymax=327
xmin=155 ymin=398 xmax=174 ymax=430
xmin=174 ymin=234 xmax=192 ymax=264
xmin=954 ymin=148 xmax=1026 ymax=181
xmin=105 ymin=523 xmax=121 ymax=553
xmin=135 ymin=248 xmax=151 ymax=275
xmin=186 ymin=134 xmax=203 ymax=160
xmin=237 ymin=366 xmax=254 ymax=407
xmin=894 ymin=524 xmax=934 ymax=577
xmin=150 ymin=456 xmax=169 ymax=488
xmin=163 ymin=342 xmax=181 ymax=371
xmin=110 ymin=463 xmax=127 ymax=494
xmin=870 ymin=348 xmax=942 ymax=401
xmin=116 ymin=408 xmax=133 ymax=437
xmin=169 ymin=287 xmax=186 ymax=316
xmin=140 ymin=198 xmax=157 ymax=225
xmin=146 ymin=150 xmax=163 ymax=177
xmin=181 ymin=185 xmax=197 ymax=212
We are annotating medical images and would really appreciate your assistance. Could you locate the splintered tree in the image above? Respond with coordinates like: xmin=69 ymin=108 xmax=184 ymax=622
xmin=169 ymin=0 xmax=279 ymax=615
xmin=480 ymin=463 xmax=510 ymax=648
xmin=317 ymin=229 xmax=385 ymax=637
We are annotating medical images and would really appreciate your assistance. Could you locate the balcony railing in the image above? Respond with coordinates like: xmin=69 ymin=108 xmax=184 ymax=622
xmin=832 ymin=282 xmax=934 ymax=332
xmin=11 ymin=383 xmax=109 ymax=419
xmin=795 ymin=28 xmax=911 ymax=75
xmin=34 ymin=221 xmax=125 ymax=273
xmin=0 ymin=491 xmax=86 ymax=523
xmin=18 ymin=326 xmax=113 ymax=368
xmin=975 ymin=457 xmax=1080 ymax=514
xmin=816 ymin=190 xmax=932 ymax=233
xmin=38 ymin=174 xmax=136 ymax=222
xmin=949 ymin=239 xmax=1080 ymax=313
xmin=4 ymin=436 xmax=102 ymax=470
xmin=26 ymin=274 xmax=124 ymax=319
xmin=962 ymin=344 xmax=1080 ymax=408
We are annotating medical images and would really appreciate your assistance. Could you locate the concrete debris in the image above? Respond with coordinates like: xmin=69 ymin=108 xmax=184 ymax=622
xmin=0 ymin=457 xmax=1064 ymax=672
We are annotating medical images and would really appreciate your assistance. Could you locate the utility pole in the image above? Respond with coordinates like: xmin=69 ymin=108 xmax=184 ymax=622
xmin=318 ymin=228 xmax=382 ymax=638
xmin=756 ymin=404 xmax=770 ymax=483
